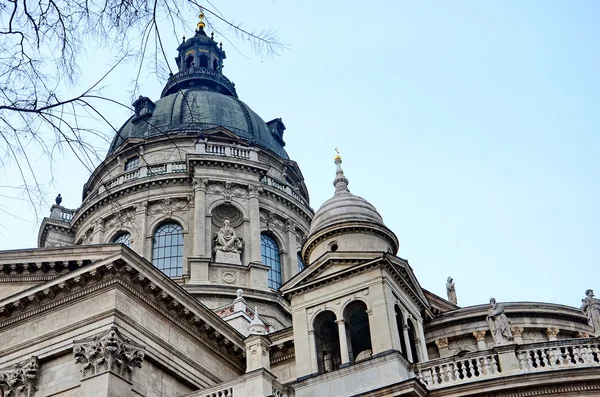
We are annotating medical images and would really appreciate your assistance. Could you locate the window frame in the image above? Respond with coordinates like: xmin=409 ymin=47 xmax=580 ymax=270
xmin=152 ymin=222 xmax=184 ymax=277
xmin=261 ymin=233 xmax=282 ymax=289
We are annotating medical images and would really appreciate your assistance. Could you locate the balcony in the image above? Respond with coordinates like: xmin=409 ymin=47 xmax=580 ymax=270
xmin=96 ymin=162 xmax=188 ymax=195
xmin=415 ymin=338 xmax=600 ymax=390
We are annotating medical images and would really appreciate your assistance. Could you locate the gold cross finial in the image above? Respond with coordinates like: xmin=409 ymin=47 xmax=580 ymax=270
xmin=334 ymin=148 xmax=341 ymax=161
xmin=197 ymin=11 xmax=206 ymax=30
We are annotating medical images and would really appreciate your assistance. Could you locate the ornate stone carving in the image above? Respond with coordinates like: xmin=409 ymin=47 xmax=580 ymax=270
xmin=80 ymin=227 xmax=94 ymax=245
xmin=546 ymin=327 xmax=560 ymax=340
xmin=511 ymin=326 xmax=524 ymax=338
xmin=207 ymin=181 xmax=247 ymax=202
xmin=149 ymin=197 xmax=191 ymax=217
xmin=134 ymin=201 xmax=148 ymax=215
xmin=193 ymin=177 xmax=208 ymax=192
xmin=472 ymin=330 xmax=486 ymax=342
xmin=97 ymin=218 xmax=106 ymax=233
xmin=212 ymin=204 xmax=243 ymax=228
xmin=222 ymin=271 xmax=236 ymax=284
xmin=260 ymin=210 xmax=284 ymax=230
xmin=576 ymin=331 xmax=590 ymax=338
xmin=247 ymin=184 xmax=262 ymax=198
xmin=435 ymin=338 xmax=449 ymax=349
xmin=106 ymin=209 xmax=136 ymax=229
xmin=73 ymin=326 xmax=145 ymax=381
xmin=581 ymin=289 xmax=600 ymax=336
xmin=486 ymin=298 xmax=513 ymax=345
xmin=0 ymin=356 xmax=39 ymax=397
xmin=446 ymin=277 xmax=457 ymax=304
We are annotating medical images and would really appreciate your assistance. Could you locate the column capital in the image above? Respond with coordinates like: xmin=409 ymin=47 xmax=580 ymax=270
xmin=335 ymin=319 xmax=346 ymax=325
xmin=546 ymin=327 xmax=560 ymax=339
xmin=248 ymin=184 xmax=263 ymax=198
xmin=472 ymin=329 xmax=487 ymax=342
xmin=0 ymin=356 xmax=39 ymax=396
xmin=193 ymin=177 xmax=208 ymax=192
xmin=435 ymin=337 xmax=449 ymax=349
xmin=510 ymin=326 xmax=524 ymax=338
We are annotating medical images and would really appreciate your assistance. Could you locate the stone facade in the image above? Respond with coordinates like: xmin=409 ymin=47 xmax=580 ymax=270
xmin=3 ymin=19 xmax=600 ymax=397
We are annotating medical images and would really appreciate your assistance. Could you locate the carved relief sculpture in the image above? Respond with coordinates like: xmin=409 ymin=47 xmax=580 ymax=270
xmin=0 ymin=356 xmax=39 ymax=397
xmin=73 ymin=326 xmax=146 ymax=381
xmin=446 ymin=277 xmax=457 ymax=304
xmin=580 ymin=289 xmax=600 ymax=336
xmin=486 ymin=298 xmax=513 ymax=345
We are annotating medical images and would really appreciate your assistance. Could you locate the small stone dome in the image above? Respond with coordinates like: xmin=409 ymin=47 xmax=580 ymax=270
xmin=303 ymin=156 xmax=399 ymax=264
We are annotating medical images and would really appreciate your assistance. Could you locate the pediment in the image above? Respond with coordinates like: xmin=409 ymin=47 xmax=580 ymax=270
xmin=200 ymin=127 xmax=246 ymax=144
xmin=281 ymin=252 xmax=430 ymax=312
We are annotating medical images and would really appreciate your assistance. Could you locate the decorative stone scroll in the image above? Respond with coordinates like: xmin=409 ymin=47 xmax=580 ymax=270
xmin=0 ymin=356 xmax=39 ymax=397
xmin=73 ymin=326 xmax=145 ymax=381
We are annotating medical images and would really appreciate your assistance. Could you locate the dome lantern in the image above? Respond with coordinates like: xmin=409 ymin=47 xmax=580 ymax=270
xmin=162 ymin=13 xmax=236 ymax=98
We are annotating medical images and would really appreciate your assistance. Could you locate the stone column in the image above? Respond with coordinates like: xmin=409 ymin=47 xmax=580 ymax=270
xmin=337 ymin=319 xmax=351 ymax=365
xmin=416 ymin=320 xmax=429 ymax=361
xmin=435 ymin=337 xmax=450 ymax=358
xmin=308 ymin=330 xmax=319 ymax=375
xmin=134 ymin=201 xmax=148 ymax=257
xmin=402 ymin=324 xmax=413 ymax=363
xmin=95 ymin=218 xmax=105 ymax=244
xmin=248 ymin=185 xmax=262 ymax=264
xmin=193 ymin=177 xmax=208 ymax=257
xmin=546 ymin=327 xmax=559 ymax=342
xmin=473 ymin=330 xmax=487 ymax=351
xmin=511 ymin=327 xmax=524 ymax=344
xmin=285 ymin=219 xmax=298 ymax=281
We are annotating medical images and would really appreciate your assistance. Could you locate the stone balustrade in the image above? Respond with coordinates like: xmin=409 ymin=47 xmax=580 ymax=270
xmin=98 ymin=162 xmax=188 ymax=194
xmin=416 ymin=350 xmax=501 ymax=389
xmin=195 ymin=387 xmax=234 ymax=397
xmin=517 ymin=338 xmax=600 ymax=372
xmin=260 ymin=175 xmax=308 ymax=206
xmin=49 ymin=205 xmax=76 ymax=222
xmin=198 ymin=141 xmax=258 ymax=161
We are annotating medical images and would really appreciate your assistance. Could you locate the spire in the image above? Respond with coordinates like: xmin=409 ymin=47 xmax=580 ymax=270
xmin=248 ymin=307 xmax=267 ymax=335
xmin=333 ymin=150 xmax=349 ymax=195
xmin=197 ymin=11 xmax=206 ymax=30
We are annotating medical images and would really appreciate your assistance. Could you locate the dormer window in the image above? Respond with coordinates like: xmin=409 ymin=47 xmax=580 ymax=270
xmin=131 ymin=96 xmax=155 ymax=123
xmin=124 ymin=156 xmax=139 ymax=171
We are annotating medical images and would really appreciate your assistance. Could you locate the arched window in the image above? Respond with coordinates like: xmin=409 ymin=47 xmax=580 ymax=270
xmin=213 ymin=59 xmax=218 ymax=70
xmin=297 ymin=252 xmax=305 ymax=273
xmin=185 ymin=55 xmax=194 ymax=69
xmin=113 ymin=232 xmax=132 ymax=248
xmin=199 ymin=54 xmax=209 ymax=68
xmin=152 ymin=222 xmax=184 ymax=277
xmin=407 ymin=318 xmax=420 ymax=363
xmin=395 ymin=305 xmax=408 ymax=360
xmin=261 ymin=233 xmax=281 ymax=289
xmin=344 ymin=301 xmax=372 ymax=364
xmin=314 ymin=311 xmax=341 ymax=374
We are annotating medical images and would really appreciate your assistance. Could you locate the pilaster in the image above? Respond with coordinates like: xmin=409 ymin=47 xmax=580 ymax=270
xmin=134 ymin=201 xmax=148 ymax=256
xmin=248 ymin=185 xmax=262 ymax=264
xmin=193 ymin=177 xmax=208 ymax=257
xmin=473 ymin=330 xmax=488 ymax=351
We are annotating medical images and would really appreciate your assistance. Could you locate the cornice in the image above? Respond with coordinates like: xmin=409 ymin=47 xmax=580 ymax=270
xmin=0 ymin=245 xmax=246 ymax=371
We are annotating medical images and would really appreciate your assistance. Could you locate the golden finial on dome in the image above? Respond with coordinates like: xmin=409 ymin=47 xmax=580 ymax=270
xmin=334 ymin=147 xmax=341 ymax=161
xmin=197 ymin=11 xmax=206 ymax=30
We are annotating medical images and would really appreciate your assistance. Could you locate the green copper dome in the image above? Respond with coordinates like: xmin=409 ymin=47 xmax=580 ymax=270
xmin=107 ymin=89 xmax=288 ymax=159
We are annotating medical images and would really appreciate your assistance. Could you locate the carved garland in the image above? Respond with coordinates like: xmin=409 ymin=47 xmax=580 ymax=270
xmin=73 ymin=326 xmax=145 ymax=381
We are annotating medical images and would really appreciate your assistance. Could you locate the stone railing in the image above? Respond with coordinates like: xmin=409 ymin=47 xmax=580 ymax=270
xmin=415 ymin=350 xmax=501 ymax=389
xmin=97 ymin=162 xmax=188 ymax=194
xmin=197 ymin=141 xmax=258 ymax=162
xmin=49 ymin=205 xmax=77 ymax=222
xmin=260 ymin=175 xmax=308 ymax=207
xmin=516 ymin=338 xmax=600 ymax=372
xmin=195 ymin=387 xmax=233 ymax=397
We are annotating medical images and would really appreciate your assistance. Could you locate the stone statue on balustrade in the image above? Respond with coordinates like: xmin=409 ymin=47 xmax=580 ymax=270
xmin=446 ymin=277 xmax=457 ymax=304
xmin=580 ymin=289 xmax=600 ymax=337
xmin=486 ymin=298 xmax=513 ymax=345
xmin=214 ymin=218 xmax=243 ymax=265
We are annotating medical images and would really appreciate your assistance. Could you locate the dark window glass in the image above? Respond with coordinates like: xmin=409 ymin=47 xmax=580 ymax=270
xmin=124 ymin=157 xmax=139 ymax=171
xmin=297 ymin=252 xmax=305 ymax=273
xmin=113 ymin=232 xmax=132 ymax=248
xmin=261 ymin=233 xmax=281 ymax=289
xmin=152 ymin=223 xmax=183 ymax=277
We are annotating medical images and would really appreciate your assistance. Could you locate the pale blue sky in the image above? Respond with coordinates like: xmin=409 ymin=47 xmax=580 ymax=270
xmin=1 ymin=1 xmax=598 ymax=308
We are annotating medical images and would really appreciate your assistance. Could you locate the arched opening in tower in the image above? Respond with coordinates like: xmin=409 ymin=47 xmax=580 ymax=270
xmin=314 ymin=311 xmax=341 ymax=374
xmin=344 ymin=300 xmax=372 ymax=364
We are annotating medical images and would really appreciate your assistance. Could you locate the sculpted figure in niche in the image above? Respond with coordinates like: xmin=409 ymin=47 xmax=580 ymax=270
xmin=581 ymin=289 xmax=600 ymax=336
xmin=215 ymin=218 xmax=243 ymax=253
xmin=486 ymin=298 xmax=513 ymax=345
xmin=446 ymin=277 xmax=457 ymax=304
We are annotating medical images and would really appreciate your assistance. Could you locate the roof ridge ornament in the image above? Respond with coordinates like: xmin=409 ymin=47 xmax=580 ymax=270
xmin=333 ymin=149 xmax=350 ymax=195
xmin=197 ymin=10 xmax=206 ymax=30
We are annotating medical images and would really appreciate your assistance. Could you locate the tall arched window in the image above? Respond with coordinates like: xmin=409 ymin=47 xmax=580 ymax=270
xmin=407 ymin=318 xmax=420 ymax=364
xmin=344 ymin=301 xmax=372 ymax=364
xmin=395 ymin=305 xmax=408 ymax=360
xmin=297 ymin=252 xmax=305 ymax=273
xmin=152 ymin=222 xmax=184 ymax=277
xmin=199 ymin=54 xmax=209 ymax=68
xmin=113 ymin=232 xmax=132 ymax=248
xmin=314 ymin=311 xmax=341 ymax=374
xmin=261 ymin=233 xmax=281 ymax=289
